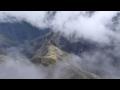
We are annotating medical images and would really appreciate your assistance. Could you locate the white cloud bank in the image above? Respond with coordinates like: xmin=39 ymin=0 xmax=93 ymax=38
xmin=0 ymin=11 xmax=120 ymax=79
xmin=0 ymin=53 xmax=46 ymax=79
xmin=0 ymin=11 xmax=119 ymax=44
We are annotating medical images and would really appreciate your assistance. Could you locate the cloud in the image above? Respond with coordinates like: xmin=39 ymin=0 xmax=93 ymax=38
xmin=0 ymin=11 xmax=120 ymax=79
xmin=0 ymin=48 xmax=46 ymax=79
xmin=51 ymin=11 xmax=119 ymax=44
xmin=0 ymin=11 xmax=119 ymax=44
xmin=0 ymin=11 xmax=48 ymax=28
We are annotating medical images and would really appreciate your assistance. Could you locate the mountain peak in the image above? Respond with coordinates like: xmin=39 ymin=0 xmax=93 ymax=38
xmin=31 ymin=43 xmax=68 ymax=66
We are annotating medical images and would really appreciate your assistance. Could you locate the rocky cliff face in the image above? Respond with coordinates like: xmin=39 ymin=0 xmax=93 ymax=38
xmin=31 ymin=44 xmax=68 ymax=65
xmin=29 ymin=37 xmax=101 ymax=79
xmin=30 ymin=44 xmax=100 ymax=79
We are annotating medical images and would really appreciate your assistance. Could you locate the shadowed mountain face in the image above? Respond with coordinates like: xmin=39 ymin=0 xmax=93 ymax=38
xmin=0 ymin=21 xmax=114 ymax=59
xmin=0 ymin=21 xmax=50 ymax=45
xmin=0 ymin=21 xmax=99 ymax=57
xmin=21 ymin=30 xmax=99 ymax=58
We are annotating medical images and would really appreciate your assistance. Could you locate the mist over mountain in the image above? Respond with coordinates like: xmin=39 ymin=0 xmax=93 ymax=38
xmin=0 ymin=11 xmax=120 ymax=79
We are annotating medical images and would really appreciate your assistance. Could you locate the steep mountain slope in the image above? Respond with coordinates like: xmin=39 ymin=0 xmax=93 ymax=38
xmin=22 ymin=30 xmax=100 ymax=58
xmin=0 ymin=34 xmax=15 ymax=47
xmin=0 ymin=21 xmax=50 ymax=44
xmin=31 ymin=43 xmax=100 ymax=79
xmin=0 ymin=21 xmax=107 ymax=79
xmin=0 ymin=20 xmax=100 ymax=57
